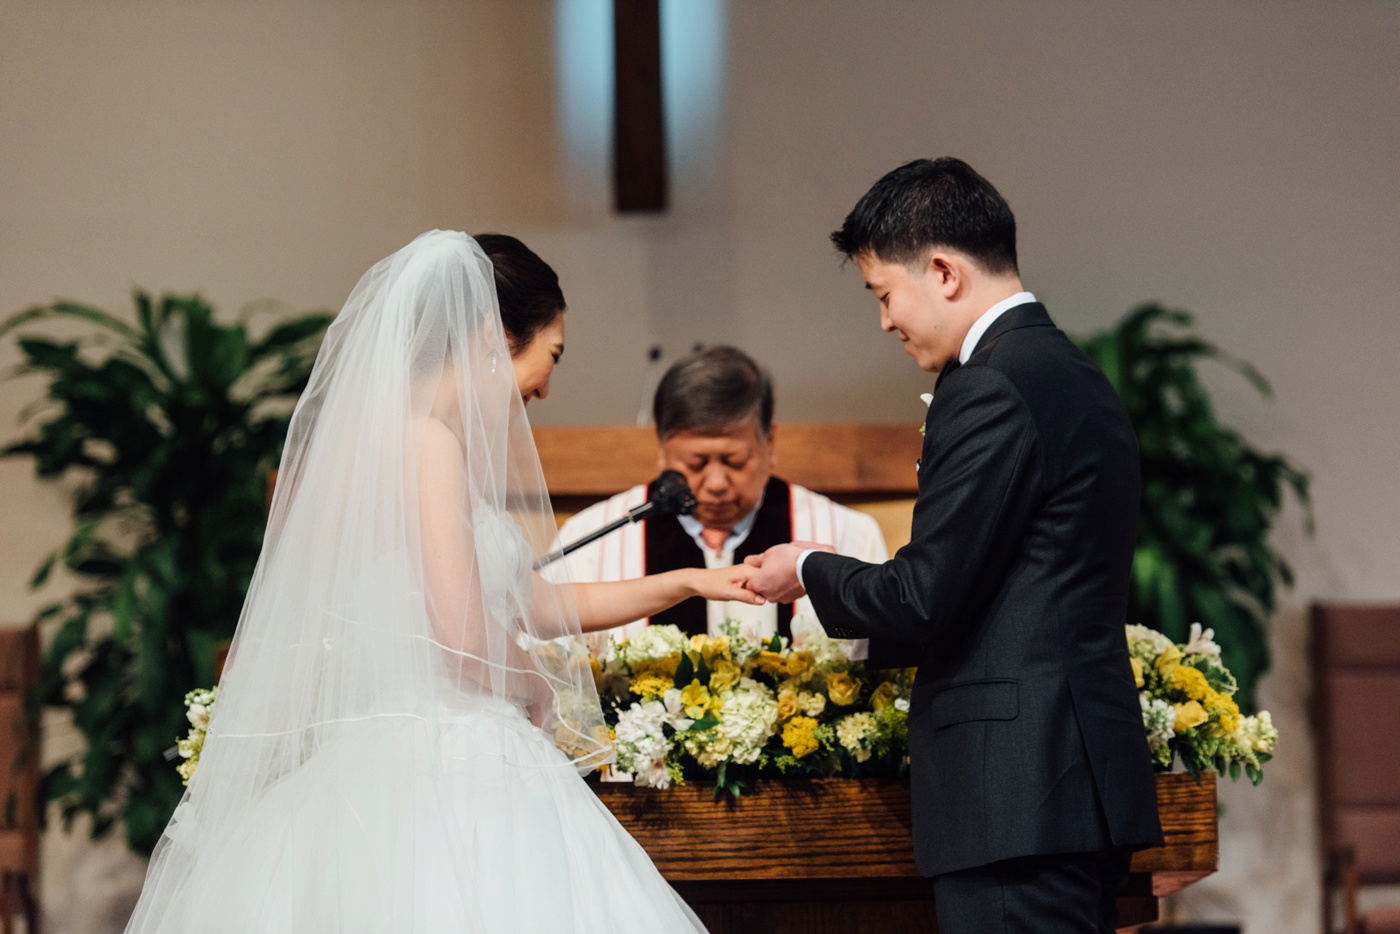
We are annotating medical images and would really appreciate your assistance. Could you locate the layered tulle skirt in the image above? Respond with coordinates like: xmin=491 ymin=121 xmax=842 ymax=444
xmin=126 ymin=697 xmax=705 ymax=933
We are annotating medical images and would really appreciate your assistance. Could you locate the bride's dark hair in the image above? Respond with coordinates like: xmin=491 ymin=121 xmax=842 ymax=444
xmin=474 ymin=233 xmax=567 ymax=355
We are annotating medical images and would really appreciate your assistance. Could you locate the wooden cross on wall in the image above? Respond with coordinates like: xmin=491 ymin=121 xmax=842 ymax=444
xmin=613 ymin=0 xmax=668 ymax=213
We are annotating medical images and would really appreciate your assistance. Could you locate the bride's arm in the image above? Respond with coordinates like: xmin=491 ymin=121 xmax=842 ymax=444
xmin=569 ymin=566 xmax=764 ymax=633
xmin=420 ymin=416 xmax=763 ymax=638
xmin=416 ymin=418 xmax=549 ymax=699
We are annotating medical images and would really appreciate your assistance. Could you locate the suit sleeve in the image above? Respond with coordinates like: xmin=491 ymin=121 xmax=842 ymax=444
xmin=804 ymin=366 xmax=1042 ymax=649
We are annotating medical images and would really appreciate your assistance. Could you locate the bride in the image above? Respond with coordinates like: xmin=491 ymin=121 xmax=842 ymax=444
xmin=124 ymin=230 xmax=759 ymax=932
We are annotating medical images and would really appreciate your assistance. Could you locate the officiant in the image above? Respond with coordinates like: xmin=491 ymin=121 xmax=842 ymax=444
xmin=556 ymin=346 xmax=887 ymax=651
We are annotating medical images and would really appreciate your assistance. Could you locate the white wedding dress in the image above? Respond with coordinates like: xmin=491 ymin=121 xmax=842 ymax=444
xmin=124 ymin=232 xmax=707 ymax=933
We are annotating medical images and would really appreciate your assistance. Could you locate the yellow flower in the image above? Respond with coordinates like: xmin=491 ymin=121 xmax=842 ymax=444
xmin=709 ymin=659 xmax=741 ymax=693
xmin=700 ymin=635 xmax=731 ymax=664
xmin=633 ymin=653 xmax=682 ymax=679
xmin=785 ymin=650 xmax=816 ymax=682
xmin=1155 ymin=644 xmax=1183 ymax=677
xmin=680 ymin=679 xmax=715 ymax=720
xmin=755 ymin=651 xmax=789 ymax=676
xmin=1172 ymin=665 xmax=1210 ymax=702
xmin=870 ymin=681 xmax=900 ymax=712
xmin=1205 ymin=691 xmax=1241 ymax=734
xmin=1173 ymin=700 xmax=1208 ymax=733
xmin=629 ymin=673 xmax=673 ymax=698
xmin=1130 ymin=657 xmax=1144 ymax=688
xmin=776 ymin=689 xmax=801 ymax=721
xmin=688 ymin=634 xmax=711 ymax=653
xmin=826 ymin=672 xmax=861 ymax=707
xmin=782 ymin=716 xmax=820 ymax=758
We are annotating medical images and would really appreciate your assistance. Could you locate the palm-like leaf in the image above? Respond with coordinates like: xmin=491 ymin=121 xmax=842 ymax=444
xmin=1078 ymin=304 xmax=1311 ymax=708
xmin=3 ymin=291 xmax=329 ymax=854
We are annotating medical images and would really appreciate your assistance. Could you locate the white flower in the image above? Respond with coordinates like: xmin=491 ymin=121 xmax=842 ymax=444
xmin=616 ymin=625 xmax=687 ymax=667
xmin=685 ymin=678 xmax=777 ymax=768
xmin=788 ymin=614 xmax=850 ymax=666
xmin=186 ymin=704 xmax=209 ymax=729
xmin=920 ymin=393 xmax=934 ymax=407
xmin=613 ymin=700 xmax=671 ymax=778
xmin=1139 ymin=694 xmax=1176 ymax=753
xmin=836 ymin=712 xmax=876 ymax=761
xmin=633 ymin=756 xmax=673 ymax=790
xmin=1238 ymin=710 xmax=1278 ymax=754
xmin=1125 ymin=624 xmax=1174 ymax=662
xmin=894 ymin=697 xmax=910 ymax=713
xmin=799 ymin=691 xmax=826 ymax=717
xmin=595 ymin=657 xmax=630 ymax=701
xmin=1183 ymin=622 xmax=1223 ymax=661
xmin=660 ymin=688 xmax=695 ymax=731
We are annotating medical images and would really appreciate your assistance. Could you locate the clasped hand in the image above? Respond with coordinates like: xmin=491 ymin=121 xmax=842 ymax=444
xmin=686 ymin=540 xmax=836 ymax=606
xmin=741 ymin=541 xmax=836 ymax=604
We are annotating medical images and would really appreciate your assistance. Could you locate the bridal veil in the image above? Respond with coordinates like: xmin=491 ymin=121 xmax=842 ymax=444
xmin=124 ymin=231 xmax=630 ymax=932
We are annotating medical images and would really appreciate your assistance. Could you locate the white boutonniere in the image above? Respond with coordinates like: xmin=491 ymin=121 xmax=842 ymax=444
xmin=918 ymin=393 xmax=933 ymax=437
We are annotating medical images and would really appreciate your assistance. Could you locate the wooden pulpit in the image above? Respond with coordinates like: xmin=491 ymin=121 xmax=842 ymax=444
xmin=535 ymin=423 xmax=1218 ymax=932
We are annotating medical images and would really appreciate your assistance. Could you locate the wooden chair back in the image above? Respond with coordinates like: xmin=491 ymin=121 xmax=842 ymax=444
xmin=1311 ymin=603 xmax=1400 ymax=933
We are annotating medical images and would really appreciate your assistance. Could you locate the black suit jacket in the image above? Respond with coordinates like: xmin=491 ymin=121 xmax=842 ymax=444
xmin=804 ymin=303 xmax=1163 ymax=877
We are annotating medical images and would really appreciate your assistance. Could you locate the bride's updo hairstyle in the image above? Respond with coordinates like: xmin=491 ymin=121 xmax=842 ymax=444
xmin=474 ymin=233 xmax=566 ymax=356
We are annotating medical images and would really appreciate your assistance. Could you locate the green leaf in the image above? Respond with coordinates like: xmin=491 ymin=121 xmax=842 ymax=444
xmin=1077 ymin=303 xmax=1310 ymax=706
xmin=248 ymin=314 xmax=333 ymax=361
xmin=29 ymin=551 xmax=59 ymax=589
xmin=6 ymin=291 xmax=325 ymax=854
xmin=0 ymin=301 xmax=140 ymax=342
xmin=673 ymin=652 xmax=695 ymax=689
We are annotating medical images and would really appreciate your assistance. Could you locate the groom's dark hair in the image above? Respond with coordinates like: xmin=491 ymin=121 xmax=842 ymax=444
xmin=830 ymin=157 xmax=1018 ymax=276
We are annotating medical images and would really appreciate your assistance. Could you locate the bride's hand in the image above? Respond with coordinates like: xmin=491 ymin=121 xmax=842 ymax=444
xmin=687 ymin=564 xmax=766 ymax=606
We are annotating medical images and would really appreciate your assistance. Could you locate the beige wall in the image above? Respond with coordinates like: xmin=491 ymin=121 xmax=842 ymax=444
xmin=3 ymin=1 xmax=1397 ymax=931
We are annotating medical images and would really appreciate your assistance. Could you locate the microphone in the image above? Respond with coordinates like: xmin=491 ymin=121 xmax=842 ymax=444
xmin=534 ymin=469 xmax=696 ymax=569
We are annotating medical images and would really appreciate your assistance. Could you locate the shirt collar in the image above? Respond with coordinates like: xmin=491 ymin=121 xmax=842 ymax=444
xmin=677 ymin=492 xmax=764 ymax=556
xmin=958 ymin=291 xmax=1037 ymax=363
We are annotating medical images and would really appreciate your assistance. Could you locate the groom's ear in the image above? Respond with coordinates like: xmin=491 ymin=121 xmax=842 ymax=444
xmin=927 ymin=252 xmax=965 ymax=301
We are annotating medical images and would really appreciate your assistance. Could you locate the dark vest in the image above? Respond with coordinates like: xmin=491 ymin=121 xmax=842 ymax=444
xmin=644 ymin=476 xmax=795 ymax=638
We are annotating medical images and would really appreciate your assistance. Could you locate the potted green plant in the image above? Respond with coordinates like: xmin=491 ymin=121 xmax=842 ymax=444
xmin=2 ymin=293 xmax=330 ymax=853
xmin=1078 ymin=304 xmax=1311 ymax=709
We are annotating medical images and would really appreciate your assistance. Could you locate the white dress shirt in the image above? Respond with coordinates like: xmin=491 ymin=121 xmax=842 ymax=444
xmin=795 ymin=291 xmax=1038 ymax=590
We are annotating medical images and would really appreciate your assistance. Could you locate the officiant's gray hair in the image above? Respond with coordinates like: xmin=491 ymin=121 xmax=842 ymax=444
xmin=653 ymin=346 xmax=774 ymax=440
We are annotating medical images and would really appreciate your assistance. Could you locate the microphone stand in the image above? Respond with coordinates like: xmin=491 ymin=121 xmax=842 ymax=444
xmin=533 ymin=470 xmax=696 ymax=570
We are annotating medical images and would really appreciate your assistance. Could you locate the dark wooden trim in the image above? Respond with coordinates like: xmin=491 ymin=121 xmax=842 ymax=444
xmin=613 ymin=0 xmax=667 ymax=212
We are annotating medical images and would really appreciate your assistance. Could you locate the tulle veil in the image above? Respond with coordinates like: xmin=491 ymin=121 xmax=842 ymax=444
xmin=123 ymin=230 xmax=619 ymax=932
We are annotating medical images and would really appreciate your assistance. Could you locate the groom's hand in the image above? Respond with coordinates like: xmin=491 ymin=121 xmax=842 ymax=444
xmin=744 ymin=542 xmax=830 ymax=604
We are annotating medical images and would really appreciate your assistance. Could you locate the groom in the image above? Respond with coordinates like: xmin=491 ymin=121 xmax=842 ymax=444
xmin=746 ymin=158 xmax=1162 ymax=933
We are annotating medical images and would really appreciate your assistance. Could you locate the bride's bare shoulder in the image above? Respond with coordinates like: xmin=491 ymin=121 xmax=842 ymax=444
xmin=413 ymin=416 xmax=465 ymax=468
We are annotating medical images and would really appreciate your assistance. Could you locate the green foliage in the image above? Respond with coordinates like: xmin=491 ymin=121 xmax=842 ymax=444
xmin=1078 ymin=304 xmax=1311 ymax=709
xmin=2 ymin=293 xmax=330 ymax=854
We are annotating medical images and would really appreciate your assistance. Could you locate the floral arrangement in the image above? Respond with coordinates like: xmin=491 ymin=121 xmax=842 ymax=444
xmin=1128 ymin=623 xmax=1277 ymax=784
xmin=591 ymin=617 xmax=913 ymax=798
xmin=175 ymin=621 xmax=1278 ymax=793
xmin=174 ymin=687 xmax=216 ymax=786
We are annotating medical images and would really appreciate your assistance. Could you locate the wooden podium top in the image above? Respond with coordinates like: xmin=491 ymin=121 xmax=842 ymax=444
xmin=532 ymin=423 xmax=923 ymax=497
